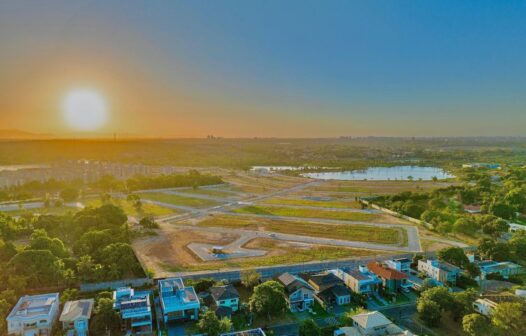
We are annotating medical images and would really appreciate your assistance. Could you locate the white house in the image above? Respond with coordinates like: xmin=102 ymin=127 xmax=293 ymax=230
xmin=7 ymin=293 xmax=60 ymax=336
xmin=417 ymin=259 xmax=460 ymax=285
xmin=473 ymin=298 xmax=498 ymax=317
xmin=329 ymin=267 xmax=381 ymax=296
xmin=59 ymin=299 xmax=94 ymax=336
xmin=334 ymin=310 xmax=416 ymax=336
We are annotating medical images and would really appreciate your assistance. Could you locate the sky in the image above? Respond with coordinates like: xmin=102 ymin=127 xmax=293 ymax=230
xmin=0 ymin=0 xmax=525 ymax=138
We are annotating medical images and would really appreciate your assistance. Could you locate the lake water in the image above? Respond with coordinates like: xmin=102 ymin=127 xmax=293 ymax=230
xmin=302 ymin=166 xmax=454 ymax=181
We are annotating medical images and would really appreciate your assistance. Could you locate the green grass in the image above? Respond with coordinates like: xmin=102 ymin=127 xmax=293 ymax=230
xmin=167 ymin=241 xmax=383 ymax=272
xmin=262 ymin=197 xmax=361 ymax=209
xmin=175 ymin=187 xmax=237 ymax=198
xmin=233 ymin=205 xmax=380 ymax=222
xmin=4 ymin=205 xmax=78 ymax=216
xmin=84 ymin=198 xmax=177 ymax=217
xmin=198 ymin=215 xmax=401 ymax=244
xmin=138 ymin=192 xmax=220 ymax=208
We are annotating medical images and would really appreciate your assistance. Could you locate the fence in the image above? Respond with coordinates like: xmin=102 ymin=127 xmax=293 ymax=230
xmin=162 ymin=251 xmax=436 ymax=283
xmin=361 ymin=200 xmax=433 ymax=229
xmin=80 ymin=277 xmax=153 ymax=292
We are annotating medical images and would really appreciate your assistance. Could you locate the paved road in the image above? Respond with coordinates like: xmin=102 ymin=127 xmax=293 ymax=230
xmin=176 ymin=224 xmax=418 ymax=252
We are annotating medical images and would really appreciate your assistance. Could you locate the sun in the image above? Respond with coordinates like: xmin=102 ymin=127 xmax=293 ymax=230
xmin=62 ymin=89 xmax=108 ymax=131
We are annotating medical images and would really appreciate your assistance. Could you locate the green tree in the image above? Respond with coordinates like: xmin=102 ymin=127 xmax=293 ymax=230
xmin=249 ymin=281 xmax=287 ymax=320
xmin=100 ymin=243 xmax=140 ymax=278
xmin=450 ymin=288 xmax=477 ymax=320
xmin=420 ymin=287 xmax=452 ymax=311
xmin=509 ymin=234 xmax=526 ymax=261
xmin=299 ymin=319 xmax=321 ymax=336
xmin=91 ymin=298 xmax=121 ymax=335
xmin=417 ymin=298 xmax=441 ymax=326
xmin=8 ymin=250 xmax=64 ymax=286
xmin=453 ymin=217 xmax=479 ymax=236
xmin=197 ymin=310 xmax=232 ymax=336
xmin=139 ymin=216 xmax=158 ymax=229
xmin=241 ymin=269 xmax=261 ymax=288
xmin=491 ymin=302 xmax=526 ymax=336
xmin=28 ymin=229 xmax=69 ymax=258
xmin=0 ymin=299 xmax=10 ymax=333
xmin=463 ymin=313 xmax=491 ymax=336
xmin=437 ymin=247 xmax=469 ymax=268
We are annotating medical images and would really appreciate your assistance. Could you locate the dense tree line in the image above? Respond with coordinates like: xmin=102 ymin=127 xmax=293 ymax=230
xmin=375 ymin=167 xmax=525 ymax=237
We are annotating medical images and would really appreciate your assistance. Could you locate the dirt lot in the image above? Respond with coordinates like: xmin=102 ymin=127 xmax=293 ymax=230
xmin=133 ymin=228 xmax=239 ymax=274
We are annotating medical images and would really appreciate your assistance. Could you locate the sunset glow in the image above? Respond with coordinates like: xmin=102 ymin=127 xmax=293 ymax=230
xmin=62 ymin=90 xmax=108 ymax=131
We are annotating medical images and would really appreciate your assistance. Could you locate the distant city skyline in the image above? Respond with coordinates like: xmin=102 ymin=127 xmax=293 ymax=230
xmin=1 ymin=1 xmax=525 ymax=137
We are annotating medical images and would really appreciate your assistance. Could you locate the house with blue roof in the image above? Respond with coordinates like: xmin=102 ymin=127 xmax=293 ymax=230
xmin=159 ymin=278 xmax=200 ymax=323
xmin=113 ymin=287 xmax=153 ymax=335
xmin=477 ymin=260 xmax=523 ymax=280
xmin=7 ymin=292 xmax=60 ymax=336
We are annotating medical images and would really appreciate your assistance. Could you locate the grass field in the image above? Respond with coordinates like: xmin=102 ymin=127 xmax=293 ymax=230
xmin=262 ymin=197 xmax=361 ymax=209
xmin=168 ymin=239 xmax=384 ymax=272
xmin=174 ymin=187 xmax=239 ymax=198
xmin=306 ymin=180 xmax=454 ymax=195
xmin=197 ymin=214 xmax=402 ymax=244
xmin=84 ymin=198 xmax=177 ymax=217
xmin=3 ymin=205 xmax=78 ymax=216
xmin=233 ymin=205 xmax=380 ymax=221
xmin=138 ymin=192 xmax=220 ymax=208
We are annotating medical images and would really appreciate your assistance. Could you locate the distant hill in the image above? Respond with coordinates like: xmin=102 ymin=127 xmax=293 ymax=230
xmin=0 ymin=129 xmax=52 ymax=139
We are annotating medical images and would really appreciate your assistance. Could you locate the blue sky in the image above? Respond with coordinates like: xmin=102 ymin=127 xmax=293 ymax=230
xmin=0 ymin=1 xmax=525 ymax=137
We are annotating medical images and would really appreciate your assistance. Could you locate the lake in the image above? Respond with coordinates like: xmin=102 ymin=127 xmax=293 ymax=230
xmin=302 ymin=166 xmax=454 ymax=181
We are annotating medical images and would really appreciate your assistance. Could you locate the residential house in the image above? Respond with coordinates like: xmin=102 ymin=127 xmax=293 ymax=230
xmin=473 ymin=298 xmax=498 ymax=317
xmin=477 ymin=260 xmax=523 ymax=279
xmin=473 ymin=294 xmax=522 ymax=317
xmin=417 ymin=259 xmax=460 ymax=285
xmin=329 ymin=267 xmax=381 ymax=296
xmin=309 ymin=272 xmax=351 ymax=309
xmin=159 ymin=278 xmax=200 ymax=323
xmin=308 ymin=272 xmax=343 ymax=292
xmin=385 ymin=258 xmax=411 ymax=274
xmin=6 ymin=293 xmax=60 ymax=336
xmin=113 ymin=287 xmax=153 ymax=335
xmin=222 ymin=328 xmax=266 ymax=336
xmin=334 ymin=310 xmax=416 ymax=336
xmin=367 ymin=262 xmax=410 ymax=293
xmin=277 ymin=273 xmax=315 ymax=312
xmin=210 ymin=285 xmax=240 ymax=319
xmin=463 ymin=205 xmax=482 ymax=214
xmin=59 ymin=299 xmax=94 ymax=336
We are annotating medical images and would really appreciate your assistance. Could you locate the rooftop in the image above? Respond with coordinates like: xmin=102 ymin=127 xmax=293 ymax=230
xmin=308 ymin=272 xmax=343 ymax=287
xmin=60 ymin=299 xmax=94 ymax=322
xmin=277 ymin=272 xmax=314 ymax=294
xmin=210 ymin=285 xmax=240 ymax=301
xmin=352 ymin=310 xmax=392 ymax=329
xmin=159 ymin=277 xmax=200 ymax=312
xmin=221 ymin=328 xmax=266 ymax=336
xmin=7 ymin=293 xmax=59 ymax=320
xmin=367 ymin=262 xmax=408 ymax=280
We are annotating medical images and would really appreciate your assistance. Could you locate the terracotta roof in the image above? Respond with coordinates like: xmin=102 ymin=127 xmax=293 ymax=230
xmin=367 ymin=262 xmax=408 ymax=280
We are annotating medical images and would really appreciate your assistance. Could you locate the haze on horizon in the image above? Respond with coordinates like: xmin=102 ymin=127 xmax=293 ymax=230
xmin=0 ymin=1 xmax=525 ymax=138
